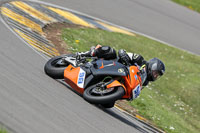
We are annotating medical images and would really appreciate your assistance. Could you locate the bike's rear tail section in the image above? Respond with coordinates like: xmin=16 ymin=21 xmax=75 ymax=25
xmin=64 ymin=65 xmax=85 ymax=94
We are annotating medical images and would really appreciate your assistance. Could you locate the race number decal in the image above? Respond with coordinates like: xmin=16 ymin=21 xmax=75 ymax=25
xmin=77 ymin=68 xmax=86 ymax=88
xmin=132 ymin=85 xmax=141 ymax=99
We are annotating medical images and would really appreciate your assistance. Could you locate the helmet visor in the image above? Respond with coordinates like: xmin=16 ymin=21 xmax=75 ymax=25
xmin=152 ymin=70 xmax=161 ymax=80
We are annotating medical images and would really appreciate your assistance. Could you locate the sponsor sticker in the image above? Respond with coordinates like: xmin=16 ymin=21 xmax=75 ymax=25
xmin=134 ymin=75 xmax=138 ymax=80
xmin=77 ymin=68 xmax=86 ymax=88
xmin=132 ymin=69 xmax=134 ymax=73
xmin=132 ymin=85 xmax=141 ymax=99
xmin=118 ymin=68 xmax=124 ymax=73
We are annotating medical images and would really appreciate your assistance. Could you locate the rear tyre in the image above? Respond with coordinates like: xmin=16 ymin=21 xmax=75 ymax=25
xmin=44 ymin=55 xmax=74 ymax=79
xmin=83 ymin=84 xmax=124 ymax=104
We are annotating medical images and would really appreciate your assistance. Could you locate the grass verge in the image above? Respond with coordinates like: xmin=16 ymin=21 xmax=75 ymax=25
xmin=172 ymin=0 xmax=200 ymax=13
xmin=0 ymin=128 xmax=7 ymax=133
xmin=61 ymin=27 xmax=200 ymax=133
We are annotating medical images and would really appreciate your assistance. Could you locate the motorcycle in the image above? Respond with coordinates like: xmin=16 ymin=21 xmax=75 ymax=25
xmin=44 ymin=54 xmax=143 ymax=108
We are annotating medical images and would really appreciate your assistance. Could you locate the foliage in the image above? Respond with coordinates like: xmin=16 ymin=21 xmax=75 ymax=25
xmin=172 ymin=0 xmax=200 ymax=13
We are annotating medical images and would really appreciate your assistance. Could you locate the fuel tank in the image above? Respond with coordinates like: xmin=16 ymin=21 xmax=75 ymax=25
xmin=90 ymin=59 xmax=127 ymax=77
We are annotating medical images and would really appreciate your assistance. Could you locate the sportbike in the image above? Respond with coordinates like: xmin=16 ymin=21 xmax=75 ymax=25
xmin=44 ymin=54 xmax=142 ymax=108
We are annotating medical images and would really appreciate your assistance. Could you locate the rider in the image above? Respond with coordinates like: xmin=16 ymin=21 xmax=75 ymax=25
xmin=77 ymin=45 xmax=165 ymax=87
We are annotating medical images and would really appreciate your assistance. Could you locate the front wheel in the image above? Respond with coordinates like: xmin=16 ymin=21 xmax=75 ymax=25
xmin=44 ymin=54 xmax=74 ymax=79
xmin=83 ymin=84 xmax=125 ymax=104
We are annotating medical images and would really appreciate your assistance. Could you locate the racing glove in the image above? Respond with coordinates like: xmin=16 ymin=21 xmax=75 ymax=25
xmin=118 ymin=49 xmax=131 ymax=65
xmin=132 ymin=53 xmax=145 ymax=66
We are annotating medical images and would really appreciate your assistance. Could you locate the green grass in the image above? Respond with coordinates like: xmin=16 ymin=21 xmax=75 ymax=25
xmin=0 ymin=128 xmax=7 ymax=133
xmin=61 ymin=27 xmax=200 ymax=133
xmin=172 ymin=0 xmax=200 ymax=13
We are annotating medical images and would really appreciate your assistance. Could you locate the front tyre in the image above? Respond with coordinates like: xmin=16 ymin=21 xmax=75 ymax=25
xmin=44 ymin=55 xmax=70 ymax=79
xmin=83 ymin=85 xmax=124 ymax=104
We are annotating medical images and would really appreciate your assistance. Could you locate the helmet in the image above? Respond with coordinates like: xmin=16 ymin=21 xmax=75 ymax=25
xmin=147 ymin=58 xmax=165 ymax=81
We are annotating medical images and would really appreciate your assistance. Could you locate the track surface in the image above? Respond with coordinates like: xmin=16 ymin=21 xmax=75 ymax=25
xmin=40 ymin=0 xmax=200 ymax=55
xmin=0 ymin=17 xmax=148 ymax=133
xmin=0 ymin=0 xmax=162 ymax=133
xmin=0 ymin=0 xmax=199 ymax=133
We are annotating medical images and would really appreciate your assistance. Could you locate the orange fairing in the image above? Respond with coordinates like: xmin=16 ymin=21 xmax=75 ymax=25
xmin=122 ymin=66 xmax=142 ymax=98
xmin=106 ymin=80 xmax=126 ymax=91
xmin=64 ymin=65 xmax=84 ymax=94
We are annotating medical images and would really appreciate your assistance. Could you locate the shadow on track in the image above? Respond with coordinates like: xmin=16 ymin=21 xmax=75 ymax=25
xmin=54 ymin=79 xmax=149 ymax=133
xmin=98 ymin=107 xmax=149 ymax=133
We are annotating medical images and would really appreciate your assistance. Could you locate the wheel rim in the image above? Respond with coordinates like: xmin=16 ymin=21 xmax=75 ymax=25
xmin=90 ymin=86 xmax=115 ymax=96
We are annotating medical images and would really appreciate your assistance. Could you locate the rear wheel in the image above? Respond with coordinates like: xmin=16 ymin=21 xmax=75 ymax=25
xmin=44 ymin=54 xmax=74 ymax=79
xmin=83 ymin=83 xmax=124 ymax=104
